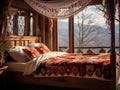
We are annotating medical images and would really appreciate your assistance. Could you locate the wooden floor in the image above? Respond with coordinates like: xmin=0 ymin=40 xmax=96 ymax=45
xmin=6 ymin=83 xmax=87 ymax=90
xmin=117 ymin=84 xmax=120 ymax=90
xmin=4 ymin=77 xmax=120 ymax=90
xmin=4 ymin=80 xmax=120 ymax=90
xmin=3 ymin=77 xmax=120 ymax=90
xmin=117 ymin=78 xmax=120 ymax=90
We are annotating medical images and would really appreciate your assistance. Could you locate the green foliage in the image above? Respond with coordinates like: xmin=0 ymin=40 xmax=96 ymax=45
xmin=0 ymin=34 xmax=10 ymax=56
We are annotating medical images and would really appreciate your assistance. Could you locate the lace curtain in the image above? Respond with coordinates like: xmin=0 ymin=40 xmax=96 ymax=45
xmin=24 ymin=0 xmax=92 ymax=19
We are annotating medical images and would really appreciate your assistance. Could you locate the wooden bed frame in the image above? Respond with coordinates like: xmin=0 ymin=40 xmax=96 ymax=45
xmin=5 ymin=35 xmax=40 ymax=47
xmin=6 ymin=35 xmax=120 ymax=90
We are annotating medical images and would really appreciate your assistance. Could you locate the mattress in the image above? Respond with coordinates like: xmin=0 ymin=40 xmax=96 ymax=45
xmin=6 ymin=62 xmax=26 ymax=72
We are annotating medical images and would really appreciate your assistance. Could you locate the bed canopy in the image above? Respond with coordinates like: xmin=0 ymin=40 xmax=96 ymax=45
xmin=24 ymin=0 xmax=93 ymax=19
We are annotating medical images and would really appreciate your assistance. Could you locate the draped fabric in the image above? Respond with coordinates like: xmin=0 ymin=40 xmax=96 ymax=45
xmin=24 ymin=0 xmax=92 ymax=19
xmin=1 ymin=0 xmax=12 ymax=40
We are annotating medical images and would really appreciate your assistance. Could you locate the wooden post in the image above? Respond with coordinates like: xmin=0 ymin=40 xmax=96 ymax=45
xmin=69 ymin=16 xmax=74 ymax=53
xmin=108 ymin=0 xmax=116 ymax=90
xmin=13 ymin=12 xmax=18 ymax=35
xmin=24 ymin=12 xmax=30 ymax=36
xmin=0 ymin=1 xmax=4 ymax=34
xmin=45 ymin=18 xmax=53 ymax=50
xmin=53 ymin=19 xmax=58 ymax=51
xmin=38 ymin=15 xmax=46 ymax=43
xmin=33 ymin=13 xmax=40 ymax=36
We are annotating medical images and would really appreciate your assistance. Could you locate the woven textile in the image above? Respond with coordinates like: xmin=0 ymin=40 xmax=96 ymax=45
xmin=24 ymin=0 xmax=92 ymax=19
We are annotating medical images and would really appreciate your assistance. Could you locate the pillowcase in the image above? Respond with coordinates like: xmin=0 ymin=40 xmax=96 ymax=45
xmin=23 ymin=47 xmax=40 ymax=60
xmin=8 ymin=46 xmax=29 ymax=62
xmin=35 ymin=43 xmax=51 ymax=54
xmin=28 ymin=43 xmax=42 ymax=47
xmin=28 ymin=43 xmax=51 ymax=54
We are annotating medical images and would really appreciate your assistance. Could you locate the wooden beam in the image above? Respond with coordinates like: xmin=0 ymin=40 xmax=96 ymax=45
xmin=11 ymin=0 xmax=36 ymax=12
xmin=89 ymin=0 xmax=102 ymax=5
xmin=53 ymin=19 xmax=58 ymax=51
xmin=69 ymin=16 xmax=74 ymax=53
xmin=24 ymin=12 xmax=30 ymax=36
xmin=33 ymin=13 xmax=40 ymax=36
xmin=11 ymin=0 xmax=30 ymax=10
xmin=0 ymin=0 xmax=4 ymax=34
xmin=39 ymin=15 xmax=46 ymax=43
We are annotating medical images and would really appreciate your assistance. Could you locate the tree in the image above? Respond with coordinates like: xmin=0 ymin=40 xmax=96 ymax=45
xmin=95 ymin=5 xmax=120 ymax=49
xmin=74 ymin=7 xmax=107 ymax=48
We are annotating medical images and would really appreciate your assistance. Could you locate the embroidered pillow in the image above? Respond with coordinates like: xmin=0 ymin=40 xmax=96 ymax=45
xmin=28 ymin=43 xmax=42 ymax=47
xmin=23 ymin=47 xmax=40 ymax=60
xmin=35 ymin=43 xmax=50 ymax=54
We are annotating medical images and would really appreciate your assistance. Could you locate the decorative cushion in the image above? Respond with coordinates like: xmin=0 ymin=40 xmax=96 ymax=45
xmin=35 ymin=43 xmax=51 ymax=54
xmin=28 ymin=43 xmax=42 ymax=47
xmin=8 ymin=46 xmax=29 ymax=62
xmin=23 ymin=47 xmax=40 ymax=60
xmin=28 ymin=43 xmax=51 ymax=54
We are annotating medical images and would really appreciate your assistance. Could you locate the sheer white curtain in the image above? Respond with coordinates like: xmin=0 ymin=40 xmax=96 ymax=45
xmin=24 ymin=0 xmax=92 ymax=19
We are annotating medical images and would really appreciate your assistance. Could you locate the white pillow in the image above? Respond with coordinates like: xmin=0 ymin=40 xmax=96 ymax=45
xmin=28 ymin=43 xmax=42 ymax=47
xmin=8 ymin=46 xmax=29 ymax=62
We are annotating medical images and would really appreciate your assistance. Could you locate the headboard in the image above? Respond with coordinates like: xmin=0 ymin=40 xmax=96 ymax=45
xmin=6 ymin=35 xmax=40 ymax=47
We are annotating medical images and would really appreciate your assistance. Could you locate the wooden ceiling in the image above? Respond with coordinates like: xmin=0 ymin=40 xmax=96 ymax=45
xmin=11 ymin=0 xmax=103 ymax=12
xmin=11 ymin=0 xmax=33 ymax=11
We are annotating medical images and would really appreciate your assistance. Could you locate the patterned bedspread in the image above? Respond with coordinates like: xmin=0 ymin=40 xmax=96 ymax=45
xmin=32 ymin=52 xmax=120 ymax=80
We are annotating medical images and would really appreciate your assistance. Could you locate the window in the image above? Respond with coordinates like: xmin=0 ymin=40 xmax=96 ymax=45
xmin=74 ymin=5 xmax=111 ymax=53
xmin=30 ymin=13 xmax=33 ymax=35
xmin=58 ymin=18 xmax=69 ymax=52
xmin=57 ymin=5 xmax=113 ymax=53
xmin=18 ymin=16 xmax=25 ymax=36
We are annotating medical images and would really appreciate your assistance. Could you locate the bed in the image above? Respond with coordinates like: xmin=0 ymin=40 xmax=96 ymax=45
xmin=5 ymin=35 xmax=120 ymax=90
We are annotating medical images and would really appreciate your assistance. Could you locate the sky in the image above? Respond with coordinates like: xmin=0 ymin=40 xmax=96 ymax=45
xmin=58 ymin=5 xmax=119 ymax=47
xmin=59 ymin=5 xmax=104 ymax=20
xmin=58 ymin=5 xmax=119 ymax=28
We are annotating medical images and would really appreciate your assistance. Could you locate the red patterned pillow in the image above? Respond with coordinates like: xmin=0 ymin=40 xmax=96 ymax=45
xmin=35 ymin=43 xmax=50 ymax=54
xmin=23 ymin=47 xmax=40 ymax=60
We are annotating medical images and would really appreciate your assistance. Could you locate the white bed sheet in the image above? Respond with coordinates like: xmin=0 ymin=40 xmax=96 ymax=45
xmin=6 ymin=62 xmax=26 ymax=72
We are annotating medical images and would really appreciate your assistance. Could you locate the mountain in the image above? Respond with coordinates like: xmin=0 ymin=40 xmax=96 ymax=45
xmin=58 ymin=21 xmax=120 ymax=47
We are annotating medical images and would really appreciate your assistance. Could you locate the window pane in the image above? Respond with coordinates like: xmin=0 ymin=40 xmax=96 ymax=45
xmin=74 ymin=5 xmax=110 ymax=53
xmin=18 ymin=16 xmax=25 ymax=36
xmin=58 ymin=19 xmax=69 ymax=52
xmin=30 ymin=13 xmax=33 ymax=35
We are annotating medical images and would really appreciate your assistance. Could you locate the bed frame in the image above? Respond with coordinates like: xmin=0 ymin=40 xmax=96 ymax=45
xmin=6 ymin=35 xmax=120 ymax=90
xmin=6 ymin=35 xmax=40 ymax=47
